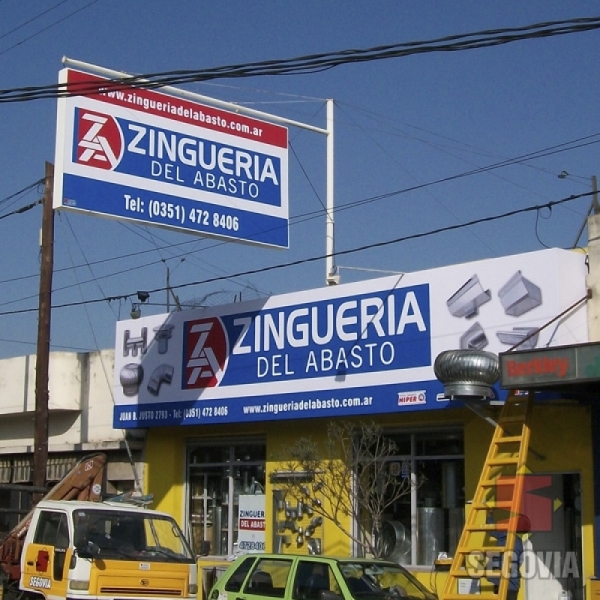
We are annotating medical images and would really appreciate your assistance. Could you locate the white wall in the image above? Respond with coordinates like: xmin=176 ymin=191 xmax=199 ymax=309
xmin=587 ymin=213 xmax=600 ymax=343
xmin=0 ymin=349 xmax=131 ymax=453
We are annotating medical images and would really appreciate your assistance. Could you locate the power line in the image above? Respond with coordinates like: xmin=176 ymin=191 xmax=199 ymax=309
xmin=0 ymin=197 xmax=41 ymax=220
xmin=0 ymin=177 xmax=44 ymax=209
xmin=0 ymin=0 xmax=101 ymax=58
xmin=1 ymin=128 xmax=598 ymax=294
xmin=0 ymin=0 xmax=71 ymax=43
xmin=1 ymin=17 xmax=599 ymax=103
xmin=0 ymin=190 xmax=591 ymax=317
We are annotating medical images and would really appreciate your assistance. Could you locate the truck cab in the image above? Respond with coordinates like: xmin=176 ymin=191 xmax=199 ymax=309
xmin=20 ymin=499 xmax=198 ymax=600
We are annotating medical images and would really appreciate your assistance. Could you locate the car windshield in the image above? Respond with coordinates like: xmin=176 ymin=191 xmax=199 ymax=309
xmin=73 ymin=508 xmax=195 ymax=563
xmin=337 ymin=561 xmax=435 ymax=600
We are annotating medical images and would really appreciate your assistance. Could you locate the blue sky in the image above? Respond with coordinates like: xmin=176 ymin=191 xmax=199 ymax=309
xmin=1 ymin=1 xmax=599 ymax=359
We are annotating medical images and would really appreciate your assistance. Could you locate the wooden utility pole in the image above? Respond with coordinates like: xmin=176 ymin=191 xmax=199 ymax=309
xmin=32 ymin=162 xmax=54 ymax=501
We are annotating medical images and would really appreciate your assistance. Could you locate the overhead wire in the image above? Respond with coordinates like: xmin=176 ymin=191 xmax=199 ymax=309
xmin=335 ymin=102 xmax=501 ymax=257
xmin=336 ymin=99 xmax=574 ymax=195
xmin=0 ymin=0 xmax=72 ymax=43
xmin=0 ymin=177 xmax=44 ymax=216
xmin=0 ymin=18 xmax=598 ymax=323
xmin=0 ymin=190 xmax=592 ymax=317
xmin=0 ymin=17 xmax=599 ymax=102
xmin=0 ymin=126 xmax=598 ymax=301
xmin=0 ymin=197 xmax=42 ymax=220
xmin=0 ymin=0 xmax=102 ymax=58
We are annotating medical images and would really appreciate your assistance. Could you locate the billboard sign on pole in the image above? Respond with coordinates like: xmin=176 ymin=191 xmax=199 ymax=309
xmin=53 ymin=68 xmax=289 ymax=248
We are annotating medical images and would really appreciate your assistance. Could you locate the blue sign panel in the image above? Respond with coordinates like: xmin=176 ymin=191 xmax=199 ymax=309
xmin=54 ymin=69 xmax=289 ymax=248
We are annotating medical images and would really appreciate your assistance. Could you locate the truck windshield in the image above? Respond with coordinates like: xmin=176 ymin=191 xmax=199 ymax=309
xmin=73 ymin=507 xmax=195 ymax=563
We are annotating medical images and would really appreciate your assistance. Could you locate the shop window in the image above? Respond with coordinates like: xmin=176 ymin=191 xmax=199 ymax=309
xmin=187 ymin=439 xmax=266 ymax=556
xmin=369 ymin=428 xmax=464 ymax=567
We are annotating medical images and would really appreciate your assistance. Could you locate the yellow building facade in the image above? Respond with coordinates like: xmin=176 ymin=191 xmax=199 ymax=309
xmin=113 ymin=247 xmax=596 ymax=599
xmin=144 ymin=400 xmax=595 ymax=599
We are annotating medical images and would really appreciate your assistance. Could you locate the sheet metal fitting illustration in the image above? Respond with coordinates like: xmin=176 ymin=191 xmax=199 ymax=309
xmin=153 ymin=324 xmax=174 ymax=354
xmin=446 ymin=275 xmax=491 ymax=318
xmin=460 ymin=322 xmax=488 ymax=350
xmin=496 ymin=326 xmax=538 ymax=349
xmin=120 ymin=323 xmax=177 ymax=397
xmin=498 ymin=270 xmax=542 ymax=316
xmin=147 ymin=364 xmax=174 ymax=396
xmin=123 ymin=327 xmax=147 ymax=357
xmin=120 ymin=363 xmax=144 ymax=396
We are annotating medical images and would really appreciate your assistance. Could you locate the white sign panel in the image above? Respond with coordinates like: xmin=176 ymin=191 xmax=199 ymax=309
xmin=53 ymin=68 xmax=289 ymax=248
xmin=237 ymin=495 xmax=266 ymax=552
xmin=112 ymin=248 xmax=588 ymax=428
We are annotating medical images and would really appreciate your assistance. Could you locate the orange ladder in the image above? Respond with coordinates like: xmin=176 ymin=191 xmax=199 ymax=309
xmin=440 ymin=390 xmax=533 ymax=600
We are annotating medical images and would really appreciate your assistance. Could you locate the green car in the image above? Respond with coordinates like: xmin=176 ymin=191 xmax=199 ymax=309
xmin=208 ymin=554 xmax=438 ymax=600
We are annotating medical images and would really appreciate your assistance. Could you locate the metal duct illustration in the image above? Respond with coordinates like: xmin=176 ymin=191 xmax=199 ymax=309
xmin=498 ymin=270 xmax=542 ymax=316
xmin=147 ymin=364 xmax=174 ymax=396
xmin=120 ymin=363 xmax=144 ymax=396
xmin=153 ymin=324 xmax=175 ymax=354
xmin=459 ymin=322 xmax=488 ymax=350
xmin=496 ymin=326 xmax=539 ymax=349
xmin=434 ymin=349 xmax=499 ymax=399
xmin=123 ymin=328 xmax=147 ymax=357
xmin=446 ymin=275 xmax=491 ymax=319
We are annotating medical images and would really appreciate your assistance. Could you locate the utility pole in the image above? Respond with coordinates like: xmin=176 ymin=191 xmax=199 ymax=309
xmin=32 ymin=162 xmax=54 ymax=502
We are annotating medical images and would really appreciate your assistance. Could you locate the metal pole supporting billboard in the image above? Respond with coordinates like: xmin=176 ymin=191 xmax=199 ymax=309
xmin=32 ymin=162 xmax=54 ymax=501
xmin=61 ymin=58 xmax=336 ymax=285
xmin=325 ymin=100 xmax=337 ymax=285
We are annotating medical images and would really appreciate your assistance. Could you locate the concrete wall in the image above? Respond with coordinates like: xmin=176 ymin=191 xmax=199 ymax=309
xmin=0 ymin=349 xmax=130 ymax=453
xmin=587 ymin=213 xmax=600 ymax=342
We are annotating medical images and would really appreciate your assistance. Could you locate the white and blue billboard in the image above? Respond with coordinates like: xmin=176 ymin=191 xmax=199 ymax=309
xmin=113 ymin=248 xmax=589 ymax=428
xmin=54 ymin=69 xmax=289 ymax=248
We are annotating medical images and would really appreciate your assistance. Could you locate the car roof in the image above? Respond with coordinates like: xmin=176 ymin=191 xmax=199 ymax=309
xmin=231 ymin=554 xmax=405 ymax=568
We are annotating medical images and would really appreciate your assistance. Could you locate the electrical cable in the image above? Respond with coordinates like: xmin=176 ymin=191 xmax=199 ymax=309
xmin=0 ymin=178 xmax=44 ymax=204
xmin=0 ymin=190 xmax=591 ymax=317
xmin=0 ymin=17 xmax=599 ymax=103
xmin=0 ymin=0 xmax=72 ymax=43
xmin=0 ymin=126 xmax=597 ymax=296
xmin=0 ymin=0 xmax=101 ymax=58
xmin=0 ymin=197 xmax=41 ymax=220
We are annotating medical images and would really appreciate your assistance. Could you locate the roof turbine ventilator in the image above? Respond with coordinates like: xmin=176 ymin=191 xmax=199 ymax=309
xmin=434 ymin=349 xmax=500 ymax=400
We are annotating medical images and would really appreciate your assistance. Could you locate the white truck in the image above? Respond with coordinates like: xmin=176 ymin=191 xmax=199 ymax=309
xmin=0 ymin=453 xmax=198 ymax=600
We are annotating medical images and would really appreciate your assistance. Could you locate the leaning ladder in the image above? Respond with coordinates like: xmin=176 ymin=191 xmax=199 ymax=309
xmin=440 ymin=390 xmax=533 ymax=600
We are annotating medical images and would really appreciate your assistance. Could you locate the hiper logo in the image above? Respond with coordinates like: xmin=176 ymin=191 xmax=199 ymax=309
xmin=74 ymin=108 xmax=123 ymax=169
xmin=184 ymin=317 xmax=228 ymax=389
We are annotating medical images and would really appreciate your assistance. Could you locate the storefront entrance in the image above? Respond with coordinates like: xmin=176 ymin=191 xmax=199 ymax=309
xmin=523 ymin=472 xmax=582 ymax=600
xmin=187 ymin=438 xmax=266 ymax=556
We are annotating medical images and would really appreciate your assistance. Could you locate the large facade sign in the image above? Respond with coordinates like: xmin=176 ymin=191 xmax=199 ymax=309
xmin=113 ymin=249 xmax=588 ymax=428
xmin=53 ymin=69 xmax=289 ymax=248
